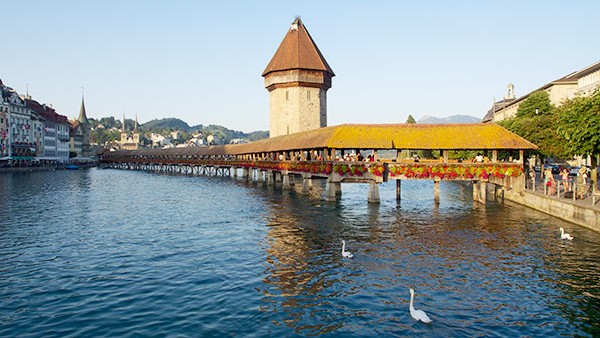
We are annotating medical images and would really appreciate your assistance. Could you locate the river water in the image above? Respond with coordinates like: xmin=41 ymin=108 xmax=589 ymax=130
xmin=1 ymin=168 xmax=599 ymax=337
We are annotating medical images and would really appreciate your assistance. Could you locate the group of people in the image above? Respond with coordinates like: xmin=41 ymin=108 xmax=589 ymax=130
xmin=543 ymin=165 xmax=591 ymax=199
xmin=334 ymin=152 xmax=376 ymax=162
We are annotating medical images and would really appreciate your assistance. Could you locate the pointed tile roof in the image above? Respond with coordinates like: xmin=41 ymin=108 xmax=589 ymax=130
xmin=262 ymin=18 xmax=334 ymax=77
xmin=78 ymin=96 xmax=89 ymax=125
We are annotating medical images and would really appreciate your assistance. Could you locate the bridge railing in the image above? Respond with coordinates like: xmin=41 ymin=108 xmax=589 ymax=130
xmin=101 ymin=156 xmax=524 ymax=181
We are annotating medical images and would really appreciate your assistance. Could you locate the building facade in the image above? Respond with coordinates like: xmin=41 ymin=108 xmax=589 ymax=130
xmin=0 ymin=80 xmax=40 ymax=160
xmin=26 ymin=98 xmax=70 ymax=163
xmin=263 ymin=18 xmax=335 ymax=138
xmin=484 ymin=60 xmax=600 ymax=122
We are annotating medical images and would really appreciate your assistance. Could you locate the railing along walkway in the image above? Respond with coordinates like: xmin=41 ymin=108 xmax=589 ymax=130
xmin=526 ymin=175 xmax=599 ymax=208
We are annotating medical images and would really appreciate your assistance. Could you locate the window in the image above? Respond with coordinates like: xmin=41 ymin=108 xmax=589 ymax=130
xmin=286 ymin=91 xmax=289 ymax=101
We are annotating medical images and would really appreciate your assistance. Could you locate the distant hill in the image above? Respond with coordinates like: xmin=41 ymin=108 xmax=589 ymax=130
xmin=142 ymin=118 xmax=191 ymax=131
xmin=140 ymin=118 xmax=269 ymax=143
xmin=417 ymin=115 xmax=481 ymax=124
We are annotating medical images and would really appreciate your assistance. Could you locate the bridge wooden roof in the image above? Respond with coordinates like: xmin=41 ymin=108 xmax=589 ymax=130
xmin=231 ymin=123 xmax=537 ymax=153
xmin=104 ymin=123 xmax=536 ymax=158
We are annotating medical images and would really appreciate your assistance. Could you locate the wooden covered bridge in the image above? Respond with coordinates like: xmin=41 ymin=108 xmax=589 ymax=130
xmin=100 ymin=123 xmax=537 ymax=203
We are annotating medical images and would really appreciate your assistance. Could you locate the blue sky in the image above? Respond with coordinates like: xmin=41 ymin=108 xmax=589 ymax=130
xmin=2 ymin=0 xmax=599 ymax=132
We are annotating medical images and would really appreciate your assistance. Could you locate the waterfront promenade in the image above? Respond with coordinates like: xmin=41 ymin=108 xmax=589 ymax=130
xmin=504 ymin=172 xmax=600 ymax=231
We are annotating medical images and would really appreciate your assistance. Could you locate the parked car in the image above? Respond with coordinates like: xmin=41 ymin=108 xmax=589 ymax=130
xmin=569 ymin=167 xmax=580 ymax=176
xmin=548 ymin=163 xmax=567 ymax=174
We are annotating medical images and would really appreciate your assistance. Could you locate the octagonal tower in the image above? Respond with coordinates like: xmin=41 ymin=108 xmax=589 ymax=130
xmin=262 ymin=18 xmax=335 ymax=138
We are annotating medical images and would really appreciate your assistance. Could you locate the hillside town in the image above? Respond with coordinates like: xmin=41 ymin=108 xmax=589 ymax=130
xmin=0 ymin=79 xmax=261 ymax=169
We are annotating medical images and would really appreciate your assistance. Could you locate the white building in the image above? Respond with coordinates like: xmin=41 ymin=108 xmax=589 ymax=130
xmin=150 ymin=133 xmax=172 ymax=148
xmin=484 ymin=60 xmax=600 ymax=122
xmin=0 ymin=81 xmax=40 ymax=160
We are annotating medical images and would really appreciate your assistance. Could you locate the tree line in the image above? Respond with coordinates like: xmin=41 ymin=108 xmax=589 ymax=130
xmin=498 ymin=89 xmax=600 ymax=167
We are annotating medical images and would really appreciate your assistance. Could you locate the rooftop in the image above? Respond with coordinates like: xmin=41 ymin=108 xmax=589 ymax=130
xmin=262 ymin=17 xmax=334 ymax=77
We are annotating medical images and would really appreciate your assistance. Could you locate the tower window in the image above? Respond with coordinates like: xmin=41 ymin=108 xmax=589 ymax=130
xmin=286 ymin=91 xmax=289 ymax=101
xmin=307 ymin=91 xmax=311 ymax=100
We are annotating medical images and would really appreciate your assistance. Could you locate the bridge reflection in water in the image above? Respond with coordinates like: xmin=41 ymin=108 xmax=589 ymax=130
xmin=100 ymin=123 xmax=537 ymax=204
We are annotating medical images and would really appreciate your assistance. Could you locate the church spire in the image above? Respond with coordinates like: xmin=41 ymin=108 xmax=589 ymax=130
xmin=122 ymin=113 xmax=126 ymax=133
xmin=78 ymin=92 xmax=89 ymax=125
xmin=134 ymin=114 xmax=138 ymax=133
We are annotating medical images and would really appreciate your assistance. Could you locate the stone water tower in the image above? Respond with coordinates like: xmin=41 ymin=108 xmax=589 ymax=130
xmin=262 ymin=18 xmax=335 ymax=138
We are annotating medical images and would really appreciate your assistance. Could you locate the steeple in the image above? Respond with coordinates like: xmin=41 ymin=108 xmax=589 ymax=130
xmin=78 ymin=93 xmax=89 ymax=125
xmin=134 ymin=114 xmax=138 ymax=132
xmin=122 ymin=113 xmax=126 ymax=133
xmin=504 ymin=83 xmax=515 ymax=100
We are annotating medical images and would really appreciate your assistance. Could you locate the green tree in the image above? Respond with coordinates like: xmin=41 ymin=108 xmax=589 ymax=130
xmin=406 ymin=115 xmax=416 ymax=124
xmin=516 ymin=90 xmax=555 ymax=118
xmin=557 ymin=89 xmax=600 ymax=165
xmin=499 ymin=90 xmax=568 ymax=159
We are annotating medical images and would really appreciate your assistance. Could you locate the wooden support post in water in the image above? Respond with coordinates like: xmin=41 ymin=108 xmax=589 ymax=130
xmin=473 ymin=181 xmax=479 ymax=202
xmin=326 ymin=180 xmax=340 ymax=201
xmin=396 ymin=179 xmax=401 ymax=203
xmin=275 ymin=171 xmax=282 ymax=184
xmin=480 ymin=181 xmax=487 ymax=203
xmin=302 ymin=174 xmax=311 ymax=194
xmin=496 ymin=184 xmax=505 ymax=201
xmin=368 ymin=180 xmax=380 ymax=203
xmin=433 ymin=179 xmax=440 ymax=204
xmin=282 ymin=172 xmax=290 ymax=189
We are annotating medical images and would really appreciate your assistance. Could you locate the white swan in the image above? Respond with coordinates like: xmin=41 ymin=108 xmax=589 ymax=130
xmin=560 ymin=227 xmax=574 ymax=240
xmin=409 ymin=288 xmax=432 ymax=324
xmin=341 ymin=240 xmax=354 ymax=258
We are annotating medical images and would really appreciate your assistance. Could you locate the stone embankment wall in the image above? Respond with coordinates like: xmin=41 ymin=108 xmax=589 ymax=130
xmin=504 ymin=189 xmax=600 ymax=232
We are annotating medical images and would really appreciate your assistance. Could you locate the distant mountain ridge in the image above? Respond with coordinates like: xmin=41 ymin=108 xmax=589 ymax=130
xmin=417 ymin=115 xmax=481 ymax=124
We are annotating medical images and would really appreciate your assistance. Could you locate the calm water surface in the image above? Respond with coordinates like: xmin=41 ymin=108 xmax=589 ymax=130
xmin=1 ymin=168 xmax=599 ymax=337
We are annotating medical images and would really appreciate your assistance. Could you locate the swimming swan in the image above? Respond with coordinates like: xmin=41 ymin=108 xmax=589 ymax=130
xmin=560 ymin=227 xmax=574 ymax=240
xmin=341 ymin=240 xmax=354 ymax=258
xmin=409 ymin=288 xmax=432 ymax=324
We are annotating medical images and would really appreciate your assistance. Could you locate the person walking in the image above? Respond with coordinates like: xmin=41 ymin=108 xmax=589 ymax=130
xmin=561 ymin=168 xmax=570 ymax=191
xmin=576 ymin=166 xmax=588 ymax=199
xmin=544 ymin=168 xmax=556 ymax=195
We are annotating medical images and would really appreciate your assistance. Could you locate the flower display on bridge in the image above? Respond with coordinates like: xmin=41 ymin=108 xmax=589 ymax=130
xmin=333 ymin=164 xmax=370 ymax=176
xmin=239 ymin=161 xmax=333 ymax=175
xmin=125 ymin=158 xmax=523 ymax=181
xmin=368 ymin=164 xmax=385 ymax=177
xmin=387 ymin=163 xmax=522 ymax=180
